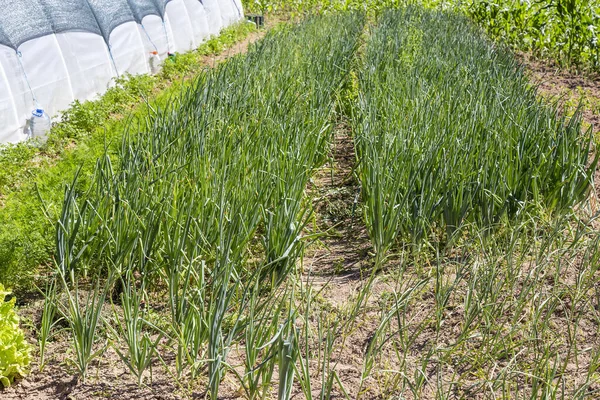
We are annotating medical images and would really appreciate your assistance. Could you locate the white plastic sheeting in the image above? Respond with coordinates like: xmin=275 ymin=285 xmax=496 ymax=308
xmin=0 ymin=0 xmax=243 ymax=144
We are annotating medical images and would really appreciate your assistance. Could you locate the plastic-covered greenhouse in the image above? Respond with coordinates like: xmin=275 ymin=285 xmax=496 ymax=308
xmin=0 ymin=0 xmax=244 ymax=144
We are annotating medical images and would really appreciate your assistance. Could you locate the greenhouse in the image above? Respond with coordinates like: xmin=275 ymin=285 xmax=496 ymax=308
xmin=0 ymin=0 xmax=243 ymax=144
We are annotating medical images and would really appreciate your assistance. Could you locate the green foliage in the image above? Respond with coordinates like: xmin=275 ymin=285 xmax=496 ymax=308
xmin=0 ymin=21 xmax=257 ymax=293
xmin=53 ymin=74 xmax=157 ymax=141
xmin=52 ymin=12 xmax=363 ymax=393
xmin=353 ymin=6 xmax=597 ymax=259
xmin=243 ymin=0 xmax=406 ymax=15
xmin=5 ymin=8 xmax=599 ymax=397
xmin=463 ymin=0 xmax=600 ymax=71
xmin=0 ymin=143 xmax=37 ymax=191
xmin=160 ymin=21 xmax=256 ymax=79
xmin=244 ymin=0 xmax=600 ymax=71
xmin=0 ymin=284 xmax=31 ymax=387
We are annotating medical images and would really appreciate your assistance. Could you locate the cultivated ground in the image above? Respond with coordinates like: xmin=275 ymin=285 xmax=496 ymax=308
xmin=3 ymin=12 xmax=600 ymax=400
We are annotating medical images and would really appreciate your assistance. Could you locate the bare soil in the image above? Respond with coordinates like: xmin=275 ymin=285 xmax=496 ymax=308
xmin=518 ymin=52 xmax=600 ymax=136
xmin=299 ymin=119 xmax=376 ymax=398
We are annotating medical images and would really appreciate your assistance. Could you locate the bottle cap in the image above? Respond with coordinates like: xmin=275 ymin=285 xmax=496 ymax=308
xmin=32 ymin=108 xmax=44 ymax=117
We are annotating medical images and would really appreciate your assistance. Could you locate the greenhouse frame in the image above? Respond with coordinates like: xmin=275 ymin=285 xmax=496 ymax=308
xmin=0 ymin=0 xmax=243 ymax=144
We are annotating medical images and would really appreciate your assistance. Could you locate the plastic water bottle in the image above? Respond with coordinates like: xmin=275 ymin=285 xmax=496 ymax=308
xmin=149 ymin=51 xmax=161 ymax=75
xmin=29 ymin=108 xmax=51 ymax=143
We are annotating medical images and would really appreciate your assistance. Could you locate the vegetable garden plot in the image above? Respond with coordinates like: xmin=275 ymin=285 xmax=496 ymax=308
xmin=10 ymin=5 xmax=600 ymax=399
xmin=48 ymin=12 xmax=363 ymax=396
xmin=354 ymin=7 xmax=597 ymax=260
xmin=465 ymin=0 xmax=600 ymax=72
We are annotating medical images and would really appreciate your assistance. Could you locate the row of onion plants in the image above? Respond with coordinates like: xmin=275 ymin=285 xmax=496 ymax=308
xmin=353 ymin=6 xmax=597 ymax=261
xmin=47 ymin=12 xmax=363 ymax=397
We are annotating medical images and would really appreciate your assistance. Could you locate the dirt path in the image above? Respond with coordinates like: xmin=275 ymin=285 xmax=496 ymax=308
xmin=304 ymin=119 xmax=370 ymax=283
xmin=298 ymin=119 xmax=381 ymax=398
xmin=202 ymin=27 xmax=265 ymax=68
xmin=519 ymin=53 xmax=600 ymax=136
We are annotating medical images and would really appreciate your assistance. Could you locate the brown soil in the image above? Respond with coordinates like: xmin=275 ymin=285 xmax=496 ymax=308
xmin=518 ymin=52 xmax=600 ymax=136
xmin=304 ymin=119 xmax=371 ymax=281
xmin=4 ymin=339 xmax=183 ymax=400
xmin=201 ymin=28 xmax=264 ymax=68
xmin=298 ymin=119 xmax=376 ymax=398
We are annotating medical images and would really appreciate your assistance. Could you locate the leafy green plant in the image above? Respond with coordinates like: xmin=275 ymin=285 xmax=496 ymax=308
xmin=0 ymin=21 xmax=259 ymax=293
xmin=0 ymin=284 xmax=31 ymax=388
xmin=464 ymin=0 xmax=600 ymax=71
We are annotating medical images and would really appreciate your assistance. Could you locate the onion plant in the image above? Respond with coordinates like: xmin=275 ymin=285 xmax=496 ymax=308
xmin=58 ymin=275 xmax=109 ymax=381
xmin=353 ymin=6 xmax=597 ymax=261
xmin=108 ymin=272 xmax=161 ymax=386
xmin=38 ymin=277 xmax=60 ymax=372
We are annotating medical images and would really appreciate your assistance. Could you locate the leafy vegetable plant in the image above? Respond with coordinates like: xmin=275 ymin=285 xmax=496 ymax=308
xmin=0 ymin=284 xmax=31 ymax=388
